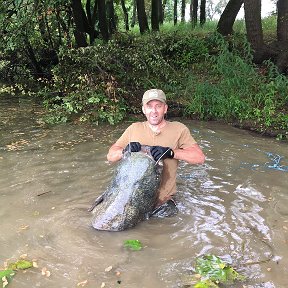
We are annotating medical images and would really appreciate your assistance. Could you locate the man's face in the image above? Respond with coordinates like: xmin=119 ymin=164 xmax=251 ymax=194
xmin=142 ymin=100 xmax=168 ymax=125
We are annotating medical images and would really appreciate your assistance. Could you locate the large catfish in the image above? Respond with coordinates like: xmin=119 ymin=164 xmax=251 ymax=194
xmin=89 ymin=146 xmax=163 ymax=231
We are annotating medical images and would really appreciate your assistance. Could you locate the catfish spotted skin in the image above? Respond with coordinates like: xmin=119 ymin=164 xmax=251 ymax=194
xmin=90 ymin=148 xmax=163 ymax=231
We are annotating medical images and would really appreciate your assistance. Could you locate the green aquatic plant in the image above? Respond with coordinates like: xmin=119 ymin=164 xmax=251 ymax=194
xmin=0 ymin=270 xmax=15 ymax=287
xmin=7 ymin=259 xmax=33 ymax=271
xmin=123 ymin=239 xmax=143 ymax=251
xmin=194 ymin=279 xmax=219 ymax=288
xmin=0 ymin=259 xmax=34 ymax=287
xmin=195 ymin=255 xmax=245 ymax=285
xmin=182 ymin=254 xmax=245 ymax=287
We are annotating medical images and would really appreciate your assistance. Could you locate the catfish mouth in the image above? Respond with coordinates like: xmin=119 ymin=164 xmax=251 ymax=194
xmin=134 ymin=145 xmax=164 ymax=168
xmin=123 ymin=145 xmax=155 ymax=161
xmin=92 ymin=210 xmax=126 ymax=231
xmin=92 ymin=221 xmax=123 ymax=232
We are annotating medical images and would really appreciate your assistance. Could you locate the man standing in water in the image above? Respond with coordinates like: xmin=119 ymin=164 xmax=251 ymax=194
xmin=107 ymin=89 xmax=205 ymax=216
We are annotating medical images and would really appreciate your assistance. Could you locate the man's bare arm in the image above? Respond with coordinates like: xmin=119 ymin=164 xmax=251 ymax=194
xmin=173 ymin=143 xmax=205 ymax=165
xmin=107 ymin=144 xmax=124 ymax=162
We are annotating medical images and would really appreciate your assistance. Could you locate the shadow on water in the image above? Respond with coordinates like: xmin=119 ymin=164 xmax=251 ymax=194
xmin=0 ymin=97 xmax=287 ymax=287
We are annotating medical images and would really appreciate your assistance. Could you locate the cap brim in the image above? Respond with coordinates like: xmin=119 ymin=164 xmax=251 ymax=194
xmin=142 ymin=98 xmax=166 ymax=105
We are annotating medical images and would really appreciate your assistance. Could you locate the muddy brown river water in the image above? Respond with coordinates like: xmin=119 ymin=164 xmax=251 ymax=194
xmin=0 ymin=97 xmax=287 ymax=287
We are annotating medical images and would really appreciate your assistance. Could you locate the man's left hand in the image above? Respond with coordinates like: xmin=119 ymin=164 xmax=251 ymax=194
xmin=151 ymin=146 xmax=174 ymax=161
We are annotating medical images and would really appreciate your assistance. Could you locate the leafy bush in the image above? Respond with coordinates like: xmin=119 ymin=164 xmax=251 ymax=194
xmin=157 ymin=31 xmax=209 ymax=68
xmin=184 ymin=33 xmax=288 ymax=138
xmin=41 ymin=31 xmax=208 ymax=124
xmin=41 ymin=45 xmax=128 ymax=124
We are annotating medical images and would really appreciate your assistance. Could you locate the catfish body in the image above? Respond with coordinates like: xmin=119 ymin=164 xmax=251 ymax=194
xmin=90 ymin=148 xmax=162 ymax=231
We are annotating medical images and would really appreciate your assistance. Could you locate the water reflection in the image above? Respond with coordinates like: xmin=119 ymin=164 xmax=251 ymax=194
xmin=0 ymin=99 xmax=287 ymax=287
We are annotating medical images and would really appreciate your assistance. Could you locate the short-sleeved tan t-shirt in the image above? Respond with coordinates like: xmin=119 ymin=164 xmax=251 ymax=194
xmin=115 ymin=121 xmax=197 ymax=205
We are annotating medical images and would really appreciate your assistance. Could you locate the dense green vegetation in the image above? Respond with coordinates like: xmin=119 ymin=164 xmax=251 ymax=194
xmin=0 ymin=15 xmax=287 ymax=140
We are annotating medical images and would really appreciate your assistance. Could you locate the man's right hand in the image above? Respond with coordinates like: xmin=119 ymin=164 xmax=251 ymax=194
xmin=123 ymin=142 xmax=141 ymax=153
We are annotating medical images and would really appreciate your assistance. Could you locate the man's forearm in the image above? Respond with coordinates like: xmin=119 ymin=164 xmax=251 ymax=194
xmin=107 ymin=145 xmax=123 ymax=162
xmin=173 ymin=144 xmax=205 ymax=165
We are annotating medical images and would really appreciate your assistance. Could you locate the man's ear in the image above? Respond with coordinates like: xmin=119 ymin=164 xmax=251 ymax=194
xmin=164 ymin=104 xmax=168 ymax=114
xmin=142 ymin=106 xmax=145 ymax=114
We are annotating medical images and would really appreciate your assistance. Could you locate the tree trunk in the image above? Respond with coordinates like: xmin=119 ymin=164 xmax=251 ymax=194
xmin=136 ymin=0 xmax=149 ymax=33
xmin=277 ymin=0 xmax=288 ymax=42
xmin=181 ymin=0 xmax=186 ymax=22
xmin=37 ymin=11 xmax=49 ymax=44
xmin=162 ymin=0 xmax=167 ymax=20
xmin=131 ymin=0 xmax=137 ymax=27
xmin=244 ymin=0 xmax=264 ymax=60
xmin=217 ymin=0 xmax=243 ymax=35
xmin=121 ymin=0 xmax=129 ymax=30
xmin=200 ymin=0 xmax=206 ymax=26
xmin=24 ymin=36 xmax=44 ymax=77
xmin=159 ymin=0 xmax=164 ymax=24
xmin=55 ymin=8 xmax=63 ymax=46
xmin=174 ymin=0 xmax=178 ymax=25
xmin=275 ymin=0 xmax=288 ymax=73
xmin=107 ymin=0 xmax=117 ymax=34
xmin=71 ymin=0 xmax=88 ymax=47
xmin=151 ymin=0 xmax=160 ymax=30
xmin=190 ymin=0 xmax=192 ymax=22
xmin=34 ymin=0 xmax=52 ymax=46
xmin=57 ymin=5 xmax=73 ymax=47
xmin=97 ymin=0 xmax=109 ymax=41
xmin=191 ymin=0 xmax=198 ymax=28
xmin=86 ymin=0 xmax=99 ymax=44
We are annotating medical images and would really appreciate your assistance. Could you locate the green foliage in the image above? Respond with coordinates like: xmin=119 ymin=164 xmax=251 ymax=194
xmin=182 ymin=255 xmax=245 ymax=288
xmin=41 ymin=31 xmax=206 ymax=124
xmin=41 ymin=45 xmax=128 ymax=124
xmin=0 ymin=259 xmax=34 ymax=287
xmin=123 ymin=239 xmax=143 ymax=251
xmin=194 ymin=279 xmax=219 ymax=288
xmin=0 ymin=269 xmax=15 ymax=287
xmin=262 ymin=15 xmax=278 ymax=39
xmin=0 ymin=270 xmax=15 ymax=279
xmin=0 ymin=0 xmax=71 ymax=83
xmin=184 ymin=33 xmax=288 ymax=138
xmin=7 ymin=260 xmax=33 ymax=271
xmin=195 ymin=255 xmax=245 ymax=284
xmin=161 ymin=32 xmax=209 ymax=69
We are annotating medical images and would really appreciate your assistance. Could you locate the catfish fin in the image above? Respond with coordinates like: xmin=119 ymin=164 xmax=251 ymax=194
xmin=88 ymin=193 xmax=105 ymax=212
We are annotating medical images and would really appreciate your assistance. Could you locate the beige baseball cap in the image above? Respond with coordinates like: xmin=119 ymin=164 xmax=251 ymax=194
xmin=142 ymin=89 xmax=166 ymax=105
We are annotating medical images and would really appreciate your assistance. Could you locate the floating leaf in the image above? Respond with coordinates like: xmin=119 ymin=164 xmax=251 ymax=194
xmin=123 ymin=240 xmax=142 ymax=251
xmin=194 ymin=279 xmax=219 ymax=288
xmin=195 ymin=255 xmax=245 ymax=284
xmin=0 ymin=270 xmax=15 ymax=279
xmin=0 ymin=270 xmax=15 ymax=287
xmin=7 ymin=260 xmax=33 ymax=270
xmin=182 ymin=255 xmax=246 ymax=288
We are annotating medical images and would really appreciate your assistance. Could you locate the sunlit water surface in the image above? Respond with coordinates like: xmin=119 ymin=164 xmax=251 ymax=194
xmin=0 ymin=98 xmax=287 ymax=288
